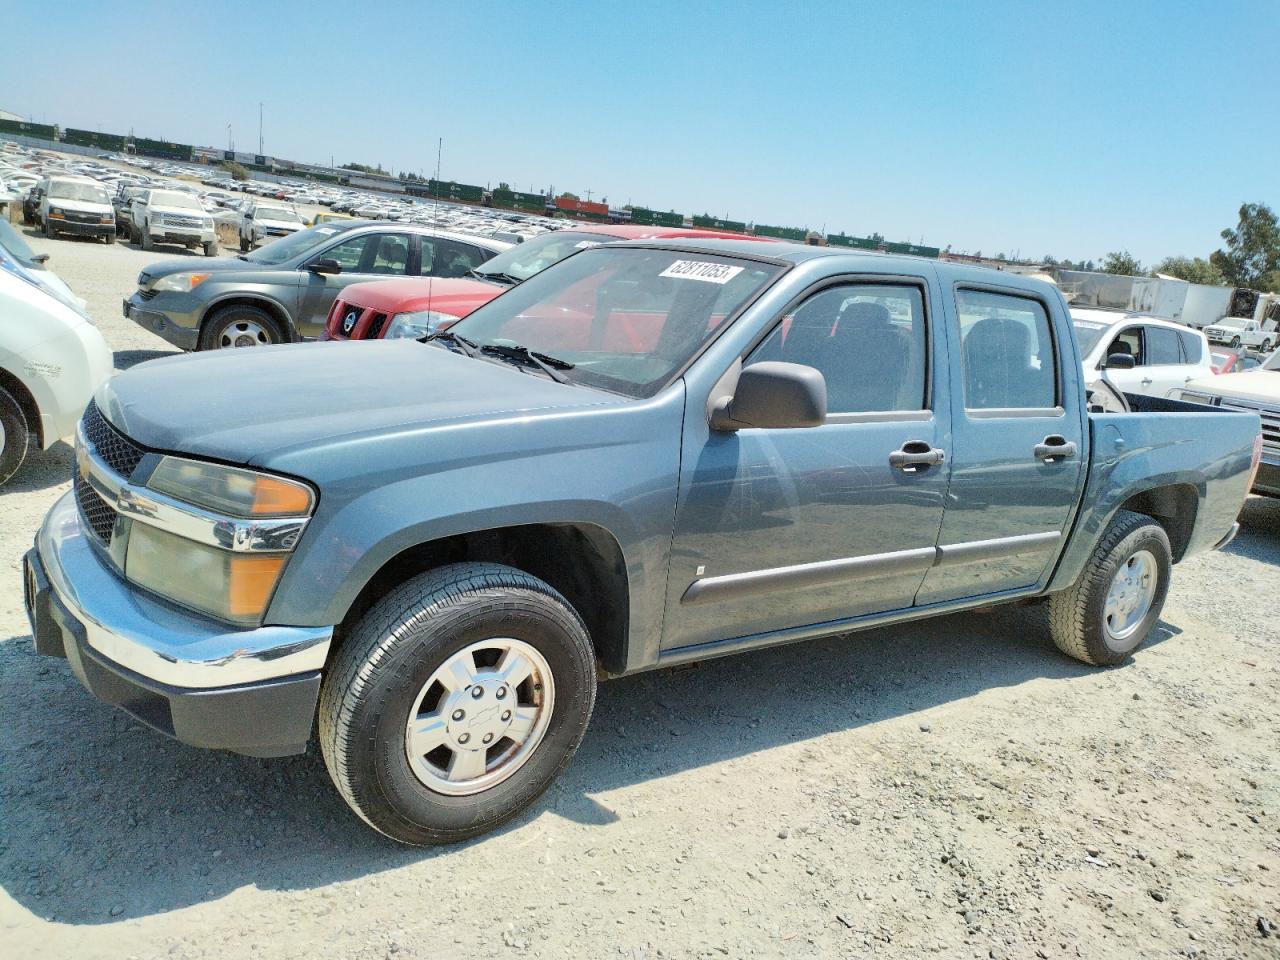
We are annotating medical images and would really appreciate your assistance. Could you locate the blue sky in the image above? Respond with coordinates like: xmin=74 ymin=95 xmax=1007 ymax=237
xmin=6 ymin=0 xmax=1277 ymax=265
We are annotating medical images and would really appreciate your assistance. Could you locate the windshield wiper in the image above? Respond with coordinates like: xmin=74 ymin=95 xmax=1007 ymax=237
xmin=468 ymin=269 xmax=522 ymax=285
xmin=423 ymin=330 xmax=480 ymax=356
xmin=479 ymin=343 xmax=575 ymax=384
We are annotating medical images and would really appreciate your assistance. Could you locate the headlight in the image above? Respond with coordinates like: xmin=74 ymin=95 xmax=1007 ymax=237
xmin=152 ymin=272 xmax=211 ymax=293
xmin=385 ymin=310 xmax=460 ymax=339
xmin=48 ymin=206 xmax=66 ymax=219
xmin=122 ymin=457 xmax=316 ymax=625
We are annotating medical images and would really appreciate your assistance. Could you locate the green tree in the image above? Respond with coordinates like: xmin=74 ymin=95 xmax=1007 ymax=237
xmin=1101 ymin=251 xmax=1142 ymax=276
xmin=1210 ymin=202 xmax=1280 ymax=291
xmin=557 ymin=191 xmax=580 ymax=201
xmin=1151 ymin=256 xmax=1223 ymax=285
xmin=220 ymin=160 xmax=248 ymax=181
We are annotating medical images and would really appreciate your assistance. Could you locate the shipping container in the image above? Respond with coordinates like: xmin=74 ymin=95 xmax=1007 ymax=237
xmin=133 ymin=137 xmax=194 ymax=161
xmin=629 ymin=207 xmax=684 ymax=228
xmin=692 ymin=214 xmax=747 ymax=233
xmin=61 ymin=128 xmax=128 ymax=152
xmin=754 ymin=224 xmax=807 ymax=241
xmin=555 ymin=196 xmax=609 ymax=216
xmin=0 ymin=119 xmax=57 ymax=140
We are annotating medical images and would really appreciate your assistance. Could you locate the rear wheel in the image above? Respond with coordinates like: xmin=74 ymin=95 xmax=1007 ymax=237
xmin=0 ymin=387 xmax=32 ymax=486
xmin=199 ymin=304 xmax=284 ymax=350
xmin=203 ymin=240 xmax=218 ymax=257
xmin=1048 ymin=510 xmax=1172 ymax=666
xmin=319 ymin=562 xmax=597 ymax=845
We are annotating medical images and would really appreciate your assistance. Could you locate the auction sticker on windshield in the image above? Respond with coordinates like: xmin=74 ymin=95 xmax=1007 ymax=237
xmin=659 ymin=260 xmax=745 ymax=284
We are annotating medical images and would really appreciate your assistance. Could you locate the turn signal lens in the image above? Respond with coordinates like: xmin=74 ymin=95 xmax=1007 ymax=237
xmin=148 ymin=457 xmax=315 ymax=518
xmin=228 ymin=555 xmax=286 ymax=619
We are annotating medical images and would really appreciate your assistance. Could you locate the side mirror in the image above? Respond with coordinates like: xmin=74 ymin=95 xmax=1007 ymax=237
xmin=710 ymin=362 xmax=827 ymax=431
xmin=1104 ymin=353 xmax=1136 ymax=370
xmin=31 ymin=253 xmax=50 ymax=264
xmin=307 ymin=258 xmax=341 ymax=275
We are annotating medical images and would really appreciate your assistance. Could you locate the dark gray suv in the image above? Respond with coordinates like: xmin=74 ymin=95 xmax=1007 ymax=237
xmin=123 ymin=220 xmax=511 ymax=350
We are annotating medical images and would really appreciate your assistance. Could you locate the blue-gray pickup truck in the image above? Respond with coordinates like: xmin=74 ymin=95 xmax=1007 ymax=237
xmin=24 ymin=239 xmax=1262 ymax=845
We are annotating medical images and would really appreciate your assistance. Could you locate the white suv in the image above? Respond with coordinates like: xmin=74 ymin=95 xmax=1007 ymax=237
xmin=1202 ymin=316 xmax=1274 ymax=353
xmin=1071 ymin=309 xmax=1214 ymax=411
xmin=129 ymin=189 xmax=218 ymax=256
xmin=39 ymin=176 xmax=115 ymax=244
xmin=239 ymin=202 xmax=304 ymax=251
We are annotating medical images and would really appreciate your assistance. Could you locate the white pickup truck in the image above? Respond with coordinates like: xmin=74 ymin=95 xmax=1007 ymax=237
xmin=1202 ymin=316 xmax=1274 ymax=353
xmin=129 ymin=189 xmax=218 ymax=256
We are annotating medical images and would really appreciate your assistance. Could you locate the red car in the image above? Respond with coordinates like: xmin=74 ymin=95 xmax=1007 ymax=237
xmin=324 ymin=224 xmax=774 ymax=341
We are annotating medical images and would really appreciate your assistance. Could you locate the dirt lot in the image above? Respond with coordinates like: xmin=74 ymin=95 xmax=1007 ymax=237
xmin=0 ymin=229 xmax=1277 ymax=960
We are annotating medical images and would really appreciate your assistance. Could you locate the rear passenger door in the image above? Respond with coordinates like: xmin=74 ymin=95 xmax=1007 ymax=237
xmin=914 ymin=286 xmax=1086 ymax=605
xmin=661 ymin=275 xmax=953 ymax=652
xmin=418 ymin=237 xmax=494 ymax=278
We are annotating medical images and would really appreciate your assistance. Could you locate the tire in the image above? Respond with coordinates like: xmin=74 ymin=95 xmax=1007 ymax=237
xmin=203 ymin=240 xmax=218 ymax=257
xmin=1231 ymin=336 xmax=1241 ymax=348
xmin=0 ymin=387 xmax=32 ymax=486
xmin=140 ymin=225 xmax=153 ymax=250
xmin=43 ymin=219 xmax=55 ymax=239
xmin=198 ymin=303 xmax=284 ymax=350
xmin=319 ymin=562 xmax=597 ymax=846
xmin=129 ymin=223 xmax=141 ymax=245
xmin=1261 ymin=340 xmax=1272 ymax=354
xmin=239 ymin=233 xmax=249 ymax=253
xmin=1048 ymin=510 xmax=1172 ymax=666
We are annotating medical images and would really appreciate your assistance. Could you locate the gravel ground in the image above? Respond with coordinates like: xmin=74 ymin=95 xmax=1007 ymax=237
xmin=0 ymin=230 xmax=1277 ymax=959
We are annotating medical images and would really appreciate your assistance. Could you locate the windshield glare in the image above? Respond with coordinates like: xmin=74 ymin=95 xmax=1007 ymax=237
xmin=149 ymin=191 xmax=201 ymax=210
xmin=476 ymin=230 xmax=622 ymax=282
xmin=0 ymin=218 xmax=39 ymax=265
xmin=1071 ymin=319 xmax=1109 ymax=357
xmin=49 ymin=181 xmax=108 ymax=204
xmin=243 ymin=224 xmax=340 ymax=265
xmin=448 ymin=247 xmax=782 ymax=398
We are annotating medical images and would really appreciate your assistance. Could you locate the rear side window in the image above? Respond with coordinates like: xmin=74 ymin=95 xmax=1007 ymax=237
xmin=748 ymin=283 xmax=928 ymax=413
xmin=1144 ymin=326 xmax=1181 ymax=365
xmin=957 ymin=289 xmax=1056 ymax=410
xmin=422 ymin=238 xmax=490 ymax=278
xmin=1177 ymin=330 xmax=1203 ymax=363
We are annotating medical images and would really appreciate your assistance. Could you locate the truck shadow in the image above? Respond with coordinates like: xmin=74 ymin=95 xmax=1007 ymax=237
xmin=0 ymin=603 xmax=1178 ymax=924
xmin=1229 ymin=495 xmax=1280 ymax=564
xmin=4 ymin=440 xmax=72 ymax=494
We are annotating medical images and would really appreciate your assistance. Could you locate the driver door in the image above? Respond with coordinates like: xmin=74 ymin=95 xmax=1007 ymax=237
xmin=296 ymin=232 xmax=412 ymax=338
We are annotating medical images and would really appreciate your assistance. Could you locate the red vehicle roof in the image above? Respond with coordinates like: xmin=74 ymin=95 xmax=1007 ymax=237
xmin=324 ymin=225 xmax=775 ymax=341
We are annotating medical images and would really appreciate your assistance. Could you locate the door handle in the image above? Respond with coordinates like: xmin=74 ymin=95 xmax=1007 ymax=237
xmin=889 ymin=440 xmax=945 ymax=472
xmin=1034 ymin=435 xmax=1077 ymax=462
xmin=1140 ymin=377 xmax=1152 ymax=386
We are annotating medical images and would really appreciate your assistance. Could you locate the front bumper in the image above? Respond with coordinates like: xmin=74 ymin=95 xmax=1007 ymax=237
xmin=1254 ymin=457 xmax=1280 ymax=497
xmin=149 ymin=226 xmax=216 ymax=246
xmin=24 ymin=493 xmax=332 ymax=757
xmin=48 ymin=218 xmax=113 ymax=238
xmin=123 ymin=292 xmax=201 ymax=350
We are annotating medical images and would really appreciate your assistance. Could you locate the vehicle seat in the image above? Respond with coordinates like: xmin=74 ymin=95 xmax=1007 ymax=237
xmin=963 ymin=317 xmax=1043 ymax=408
xmin=783 ymin=300 xmax=909 ymax=411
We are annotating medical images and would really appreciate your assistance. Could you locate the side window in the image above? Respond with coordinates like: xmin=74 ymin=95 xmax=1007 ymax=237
xmin=746 ymin=283 xmax=927 ymax=414
xmin=422 ymin=238 xmax=489 ymax=278
xmin=1177 ymin=330 xmax=1203 ymax=364
xmin=957 ymin=289 xmax=1057 ymax=410
xmin=1108 ymin=326 xmax=1144 ymax=365
xmin=1144 ymin=326 xmax=1181 ymax=365
xmin=368 ymin=234 xmax=410 ymax=275
xmin=318 ymin=234 xmax=373 ymax=271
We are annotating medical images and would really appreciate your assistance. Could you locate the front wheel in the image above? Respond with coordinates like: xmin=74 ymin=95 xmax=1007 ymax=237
xmin=238 ymin=233 xmax=250 ymax=253
xmin=319 ymin=562 xmax=598 ymax=845
xmin=198 ymin=304 xmax=283 ymax=349
xmin=1048 ymin=510 xmax=1172 ymax=666
xmin=140 ymin=227 xmax=153 ymax=250
xmin=203 ymin=240 xmax=218 ymax=257
xmin=1231 ymin=336 xmax=1241 ymax=348
xmin=43 ymin=219 xmax=55 ymax=239
xmin=0 ymin=387 xmax=32 ymax=485
xmin=1260 ymin=339 xmax=1272 ymax=354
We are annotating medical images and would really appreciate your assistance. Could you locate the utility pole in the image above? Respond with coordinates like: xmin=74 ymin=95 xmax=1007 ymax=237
xmin=227 ymin=124 xmax=233 ymax=152
xmin=258 ymin=102 xmax=264 ymax=156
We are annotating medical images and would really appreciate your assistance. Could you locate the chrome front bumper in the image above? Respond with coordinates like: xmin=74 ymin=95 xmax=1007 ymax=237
xmin=34 ymin=492 xmax=331 ymax=688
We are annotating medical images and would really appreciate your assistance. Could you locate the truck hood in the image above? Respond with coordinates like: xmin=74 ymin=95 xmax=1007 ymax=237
xmin=1185 ymin=369 xmax=1280 ymax=405
xmin=95 ymin=340 xmax=622 ymax=466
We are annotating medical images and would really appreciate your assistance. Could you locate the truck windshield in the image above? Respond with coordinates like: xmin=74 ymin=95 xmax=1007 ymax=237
xmin=448 ymin=247 xmax=784 ymax=398
xmin=472 ymin=230 xmax=623 ymax=284
xmin=257 ymin=206 xmax=301 ymax=223
xmin=48 ymin=181 xmax=108 ymax=204
xmin=148 ymin=191 xmax=201 ymax=210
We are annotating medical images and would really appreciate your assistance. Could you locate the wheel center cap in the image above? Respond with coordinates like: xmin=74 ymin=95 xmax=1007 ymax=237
xmin=444 ymin=679 xmax=513 ymax=749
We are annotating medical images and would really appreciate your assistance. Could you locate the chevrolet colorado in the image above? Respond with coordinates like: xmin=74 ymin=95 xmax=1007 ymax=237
xmin=25 ymin=240 xmax=1261 ymax=845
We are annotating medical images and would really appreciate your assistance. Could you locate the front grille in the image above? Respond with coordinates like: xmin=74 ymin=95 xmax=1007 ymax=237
xmin=367 ymin=313 xmax=387 ymax=338
xmin=66 ymin=210 xmax=103 ymax=223
xmin=83 ymin=401 xmax=146 ymax=478
xmin=161 ymin=215 xmax=202 ymax=229
xmin=74 ymin=467 xmax=117 ymax=545
xmin=1220 ymin=398 xmax=1280 ymax=453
